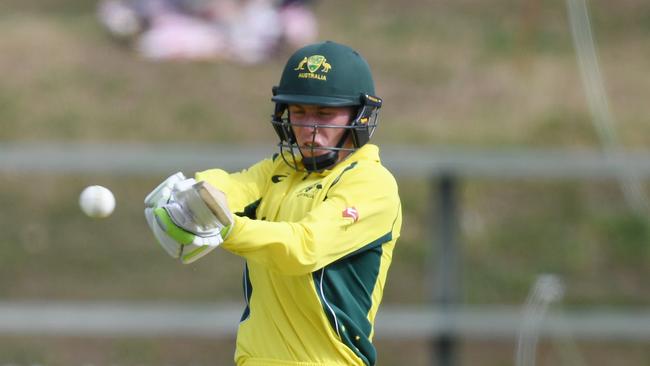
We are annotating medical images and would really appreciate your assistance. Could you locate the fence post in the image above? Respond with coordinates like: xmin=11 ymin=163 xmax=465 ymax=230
xmin=432 ymin=174 xmax=461 ymax=366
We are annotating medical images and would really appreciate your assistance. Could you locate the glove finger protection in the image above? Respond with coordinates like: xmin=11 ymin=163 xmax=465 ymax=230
xmin=144 ymin=172 xmax=186 ymax=208
xmin=145 ymin=204 xmax=224 ymax=263
xmin=144 ymin=206 xmax=183 ymax=259
xmin=144 ymin=172 xmax=188 ymax=260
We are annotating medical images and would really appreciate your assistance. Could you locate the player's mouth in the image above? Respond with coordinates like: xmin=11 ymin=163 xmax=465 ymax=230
xmin=300 ymin=143 xmax=327 ymax=156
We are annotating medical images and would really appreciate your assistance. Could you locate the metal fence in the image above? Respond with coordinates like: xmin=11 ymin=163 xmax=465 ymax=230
xmin=1 ymin=142 xmax=649 ymax=364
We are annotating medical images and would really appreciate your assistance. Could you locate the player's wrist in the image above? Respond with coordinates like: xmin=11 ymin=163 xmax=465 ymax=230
xmin=220 ymin=215 xmax=242 ymax=245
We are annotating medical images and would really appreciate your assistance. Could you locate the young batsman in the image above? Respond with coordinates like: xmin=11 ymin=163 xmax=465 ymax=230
xmin=144 ymin=41 xmax=402 ymax=366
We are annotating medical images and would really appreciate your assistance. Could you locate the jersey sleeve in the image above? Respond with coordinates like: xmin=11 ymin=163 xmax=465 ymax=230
xmin=222 ymin=164 xmax=402 ymax=275
xmin=194 ymin=158 xmax=274 ymax=216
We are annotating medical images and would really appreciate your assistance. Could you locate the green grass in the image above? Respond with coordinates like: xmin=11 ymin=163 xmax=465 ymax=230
xmin=1 ymin=1 xmax=649 ymax=364
xmin=3 ymin=1 xmax=650 ymax=146
xmin=1 ymin=0 xmax=648 ymax=303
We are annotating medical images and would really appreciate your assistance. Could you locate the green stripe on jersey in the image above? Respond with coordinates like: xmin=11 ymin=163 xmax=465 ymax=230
xmin=240 ymin=263 xmax=253 ymax=322
xmin=313 ymin=232 xmax=391 ymax=366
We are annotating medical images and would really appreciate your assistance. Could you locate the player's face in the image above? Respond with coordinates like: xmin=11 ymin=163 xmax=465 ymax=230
xmin=289 ymin=104 xmax=355 ymax=159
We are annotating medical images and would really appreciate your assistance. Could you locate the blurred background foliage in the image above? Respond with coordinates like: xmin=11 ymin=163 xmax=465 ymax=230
xmin=0 ymin=0 xmax=649 ymax=365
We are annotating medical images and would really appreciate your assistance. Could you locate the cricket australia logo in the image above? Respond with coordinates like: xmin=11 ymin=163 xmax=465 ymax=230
xmin=296 ymin=182 xmax=323 ymax=199
xmin=294 ymin=55 xmax=331 ymax=81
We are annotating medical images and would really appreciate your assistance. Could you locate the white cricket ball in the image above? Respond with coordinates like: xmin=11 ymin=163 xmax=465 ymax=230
xmin=79 ymin=185 xmax=116 ymax=218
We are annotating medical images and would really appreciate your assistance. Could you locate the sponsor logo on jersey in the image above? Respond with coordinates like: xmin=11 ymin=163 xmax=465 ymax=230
xmin=271 ymin=174 xmax=288 ymax=183
xmin=294 ymin=55 xmax=331 ymax=81
xmin=342 ymin=207 xmax=359 ymax=222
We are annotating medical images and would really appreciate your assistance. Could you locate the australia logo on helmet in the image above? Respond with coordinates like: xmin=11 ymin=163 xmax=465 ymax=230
xmin=294 ymin=55 xmax=331 ymax=81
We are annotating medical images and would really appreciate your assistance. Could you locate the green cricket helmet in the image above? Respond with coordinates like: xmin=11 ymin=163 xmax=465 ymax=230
xmin=271 ymin=41 xmax=382 ymax=172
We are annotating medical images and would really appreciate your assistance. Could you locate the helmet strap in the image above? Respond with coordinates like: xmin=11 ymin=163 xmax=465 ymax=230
xmin=301 ymin=129 xmax=351 ymax=172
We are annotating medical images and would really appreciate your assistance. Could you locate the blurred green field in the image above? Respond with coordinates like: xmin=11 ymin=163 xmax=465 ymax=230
xmin=3 ymin=0 xmax=650 ymax=147
xmin=1 ymin=0 xmax=649 ymax=365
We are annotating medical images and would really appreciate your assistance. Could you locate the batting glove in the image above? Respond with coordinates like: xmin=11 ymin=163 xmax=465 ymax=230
xmin=144 ymin=174 xmax=232 ymax=264
xmin=144 ymin=171 xmax=186 ymax=208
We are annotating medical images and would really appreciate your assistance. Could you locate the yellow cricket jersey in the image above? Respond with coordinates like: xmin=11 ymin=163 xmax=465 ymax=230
xmin=195 ymin=144 xmax=402 ymax=366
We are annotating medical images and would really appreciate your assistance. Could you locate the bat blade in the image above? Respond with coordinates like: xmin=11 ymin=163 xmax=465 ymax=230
xmin=193 ymin=181 xmax=233 ymax=226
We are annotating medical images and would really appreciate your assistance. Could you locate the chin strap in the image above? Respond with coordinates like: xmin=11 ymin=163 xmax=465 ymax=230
xmin=302 ymin=151 xmax=338 ymax=172
xmin=302 ymin=129 xmax=351 ymax=172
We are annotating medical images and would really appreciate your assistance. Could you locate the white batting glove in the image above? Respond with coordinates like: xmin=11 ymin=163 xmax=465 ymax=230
xmin=144 ymin=204 xmax=224 ymax=264
xmin=144 ymin=174 xmax=231 ymax=264
xmin=144 ymin=172 xmax=186 ymax=208
xmin=145 ymin=172 xmax=189 ymax=261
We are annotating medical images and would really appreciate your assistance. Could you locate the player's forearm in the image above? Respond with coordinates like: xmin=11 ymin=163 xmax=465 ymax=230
xmin=222 ymin=209 xmax=398 ymax=275
xmin=222 ymin=216 xmax=329 ymax=275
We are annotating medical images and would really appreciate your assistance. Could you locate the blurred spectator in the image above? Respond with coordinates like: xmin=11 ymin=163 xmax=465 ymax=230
xmin=97 ymin=0 xmax=318 ymax=63
xmin=277 ymin=0 xmax=318 ymax=50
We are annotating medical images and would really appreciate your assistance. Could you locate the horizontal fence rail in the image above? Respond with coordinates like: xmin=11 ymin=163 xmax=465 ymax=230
xmin=0 ymin=302 xmax=648 ymax=341
xmin=2 ymin=142 xmax=650 ymax=178
xmin=2 ymin=142 xmax=648 ymax=355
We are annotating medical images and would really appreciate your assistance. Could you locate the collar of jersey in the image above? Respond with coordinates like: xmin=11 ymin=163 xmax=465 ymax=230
xmin=314 ymin=144 xmax=380 ymax=177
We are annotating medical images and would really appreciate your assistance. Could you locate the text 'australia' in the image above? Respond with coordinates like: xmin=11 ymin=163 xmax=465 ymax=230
xmin=298 ymin=73 xmax=327 ymax=81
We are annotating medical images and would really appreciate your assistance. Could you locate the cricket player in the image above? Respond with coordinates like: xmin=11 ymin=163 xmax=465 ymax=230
xmin=144 ymin=41 xmax=402 ymax=366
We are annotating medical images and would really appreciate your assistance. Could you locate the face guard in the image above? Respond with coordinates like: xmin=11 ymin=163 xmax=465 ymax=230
xmin=270 ymin=93 xmax=382 ymax=172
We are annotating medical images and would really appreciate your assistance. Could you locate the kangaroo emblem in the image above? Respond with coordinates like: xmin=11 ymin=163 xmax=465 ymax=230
xmin=294 ymin=57 xmax=308 ymax=71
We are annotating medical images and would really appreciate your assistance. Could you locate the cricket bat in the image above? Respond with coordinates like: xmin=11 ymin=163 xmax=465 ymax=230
xmin=192 ymin=181 xmax=233 ymax=227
